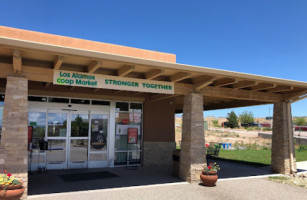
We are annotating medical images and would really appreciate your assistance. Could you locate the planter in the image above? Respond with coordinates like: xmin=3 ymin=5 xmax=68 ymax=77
xmin=0 ymin=182 xmax=24 ymax=200
xmin=200 ymin=170 xmax=218 ymax=187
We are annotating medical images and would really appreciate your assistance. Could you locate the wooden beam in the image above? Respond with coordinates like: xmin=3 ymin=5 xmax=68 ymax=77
xmin=291 ymin=94 xmax=307 ymax=103
xmin=150 ymin=94 xmax=180 ymax=101
xmin=13 ymin=50 xmax=22 ymax=73
xmin=232 ymin=80 xmax=258 ymax=89
xmin=114 ymin=90 xmax=124 ymax=94
xmin=145 ymin=69 xmax=164 ymax=80
xmin=193 ymin=78 xmax=216 ymax=91
xmin=54 ymin=56 xmax=64 ymax=70
xmin=27 ymin=89 xmax=145 ymax=102
xmin=0 ymin=63 xmax=286 ymax=103
xmin=283 ymin=90 xmax=307 ymax=102
xmin=45 ymin=83 xmax=51 ymax=88
xmin=203 ymin=100 xmax=268 ymax=111
xmin=117 ymin=65 xmax=135 ymax=77
xmin=88 ymin=60 xmax=102 ymax=73
xmin=170 ymin=72 xmax=191 ymax=82
xmin=249 ymin=83 xmax=277 ymax=91
xmin=133 ymin=92 xmax=143 ymax=96
xmin=192 ymin=75 xmax=216 ymax=84
xmin=198 ymin=85 xmax=282 ymax=103
xmin=213 ymin=78 xmax=237 ymax=87
xmin=266 ymin=86 xmax=294 ymax=93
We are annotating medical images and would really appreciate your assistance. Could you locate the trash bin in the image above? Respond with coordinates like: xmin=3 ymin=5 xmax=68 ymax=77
xmin=222 ymin=143 xmax=232 ymax=149
xmin=172 ymin=149 xmax=180 ymax=177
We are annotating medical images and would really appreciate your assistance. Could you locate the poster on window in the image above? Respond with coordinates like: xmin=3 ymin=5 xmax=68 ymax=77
xmin=127 ymin=128 xmax=138 ymax=144
xmin=116 ymin=125 xmax=140 ymax=135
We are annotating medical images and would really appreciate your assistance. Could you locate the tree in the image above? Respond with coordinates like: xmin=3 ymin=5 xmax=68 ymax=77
xmin=239 ymin=111 xmax=254 ymax=124
xmin=227 ymin=111 xmax=238 ymax=128
xmin=212 ymin=120 xmax=219 ymax=127
xmin=294 ymin=117 xmax=307 ymax=126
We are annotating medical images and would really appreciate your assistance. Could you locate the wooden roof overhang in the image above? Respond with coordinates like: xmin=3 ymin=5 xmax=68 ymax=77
xmin=0 ymin=36 xmax=306 ymax=111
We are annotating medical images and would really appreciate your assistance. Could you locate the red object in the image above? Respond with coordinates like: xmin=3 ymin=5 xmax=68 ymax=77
xmin=127 ymin=128 xmax=138 ymax=144
xmin=121 ymin=119 xmax=129 ymax=124
xmin=7 ymin=173 xmax=11 ymax=177
xmin=261 ymin=123 xmax=271 ymax=127
xmin=295 ymin=126 xmax=307 ymax=131
xmin=205 ymin=144 xmax=209 ymax=147
xmin=208 ymin=166 xmax=211 ymax=169
xmin=28 ymin=126 xmax=33 ymax=144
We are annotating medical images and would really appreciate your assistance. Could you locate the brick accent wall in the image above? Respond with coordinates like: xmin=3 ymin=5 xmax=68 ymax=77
xmin=143 ymin=142 xmax=176 ymax=166
xmin=271 ymin=102 xmax=297 ymax=174
xmin=179 ymin=93 xmax=205 ymax=183
xmin=0 ymin=76 xmax=28 ymax=199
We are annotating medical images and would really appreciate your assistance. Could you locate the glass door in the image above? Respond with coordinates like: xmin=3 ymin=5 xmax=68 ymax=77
xmin=88 ymin=111 xmax=109 ymax=168
xmin=46 ymin=110 xmax=69 ymax=170
xmin=68 ymin=111 xmax=89 ymax=169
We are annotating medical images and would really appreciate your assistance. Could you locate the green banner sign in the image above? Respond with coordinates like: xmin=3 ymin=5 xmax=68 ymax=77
xmin=53 ymin=70 xmax=174 ymax=94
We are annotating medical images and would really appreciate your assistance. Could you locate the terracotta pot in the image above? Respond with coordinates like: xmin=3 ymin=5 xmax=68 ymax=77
xmin=0 ymin=183 xmax=23 ymax=190
xmin=200 ymin=170 xmax=218 ymax=187
xmin=0 ymin=182 xmax=24 ymax=200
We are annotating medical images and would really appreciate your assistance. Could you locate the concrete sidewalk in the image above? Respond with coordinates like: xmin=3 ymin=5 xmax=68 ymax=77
xmin=29 ymin=178 xmax=307 ymax=200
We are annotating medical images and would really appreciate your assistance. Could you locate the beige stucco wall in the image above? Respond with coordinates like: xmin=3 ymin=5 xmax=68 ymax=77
xmin=0 ymin=26 xmax=176 ymax=63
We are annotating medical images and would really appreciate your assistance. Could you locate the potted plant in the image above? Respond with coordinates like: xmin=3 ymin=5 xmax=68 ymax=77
xmin=0 ymin=170 xmax=25 ymax=200
xmin=200 ymin=162 xmax=220 ymax=187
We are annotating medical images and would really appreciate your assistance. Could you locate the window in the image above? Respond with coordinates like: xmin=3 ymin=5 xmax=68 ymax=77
xmin=28 ymin=111 xmax=47 ymax=149
xmin=28 ymin=96 xmax=47 ymax=102
xmin=114 ymin=102 xmax=143 ymax=166
xmin=116 ymin=102 xmax=129 ymax=112
xmin=48 ymin=97 xmax=69 ymax=104
xmin=92 ymin=100 xmax=110 ymax=106
xmin=71 ymin=99 xmax=90 ymax=105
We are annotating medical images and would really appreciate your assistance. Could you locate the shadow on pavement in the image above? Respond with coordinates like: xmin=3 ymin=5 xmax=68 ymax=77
xmin=28 ymin=166 xmax=183 ymax=196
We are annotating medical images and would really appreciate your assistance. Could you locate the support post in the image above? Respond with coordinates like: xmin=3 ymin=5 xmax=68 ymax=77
xmin=271 ymin=102 xmax=297 ymax=174
xmin=0 ymin=76 xmax=28 ymax=198
xmin=179 ymin=93 xmax=206 ymax=182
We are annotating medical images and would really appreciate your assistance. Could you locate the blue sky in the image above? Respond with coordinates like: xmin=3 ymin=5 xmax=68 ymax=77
xmin=0 ymin=0 xmax=306 ymax=117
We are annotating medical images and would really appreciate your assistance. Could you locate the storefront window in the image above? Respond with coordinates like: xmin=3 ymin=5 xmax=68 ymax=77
xmin=71 ymin=114 xmax=89 ymax=137
xmin=48 ymin=113 xmax=68 ymax=137
xmin=90 ymin=114 xmax=108 ymax=151
xmin=116 ymin=102 xmax=129 ymax=112
xmin=115 ymin=102 xmax=143 ymax=166
xmin=28 ymin=112 xmax=47 ymax=149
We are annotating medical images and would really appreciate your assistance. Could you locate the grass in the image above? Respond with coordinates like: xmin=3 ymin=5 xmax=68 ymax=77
xmin=269 ymin=176 xmax=307 ymax=189
xmin=218 ymin=149 xmax=307 ymax=165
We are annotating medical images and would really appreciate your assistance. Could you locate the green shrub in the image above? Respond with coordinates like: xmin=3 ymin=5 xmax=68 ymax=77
xmin=297 ymin=145 xmax=307 ymax=152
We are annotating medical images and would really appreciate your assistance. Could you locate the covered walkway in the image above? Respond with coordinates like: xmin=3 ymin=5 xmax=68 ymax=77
xmin=28 ymin=158 xmax=305 ymax=196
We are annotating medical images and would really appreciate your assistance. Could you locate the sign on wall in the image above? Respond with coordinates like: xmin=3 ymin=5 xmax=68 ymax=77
xmin=53 ymin=70 xmax=174 ymax=94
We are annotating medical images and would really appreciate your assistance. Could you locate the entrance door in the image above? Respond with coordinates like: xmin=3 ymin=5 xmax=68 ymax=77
xmin=43 ymin=108 xmax=109 ymax=170
xmin=68 ymin=111 xmax=89 ymax=169
xmin=46 ymin=110 xmax=69 ymax=170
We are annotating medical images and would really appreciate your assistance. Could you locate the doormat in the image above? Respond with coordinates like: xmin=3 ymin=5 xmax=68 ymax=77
xmin=59 ymin=171 xmax=119 ymax=182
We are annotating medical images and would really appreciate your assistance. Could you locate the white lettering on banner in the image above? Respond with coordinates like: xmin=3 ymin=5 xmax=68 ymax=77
xmin=53 ymin=70 xmax=174 ymax=94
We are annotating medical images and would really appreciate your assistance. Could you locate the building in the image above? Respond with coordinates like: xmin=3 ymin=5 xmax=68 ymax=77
xmin=0 ymin=26 xmax=306 ymax=198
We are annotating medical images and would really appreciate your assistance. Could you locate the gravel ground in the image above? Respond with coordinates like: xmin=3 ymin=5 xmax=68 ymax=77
xmin=29 ymin=178 xmax=307 ymax=200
